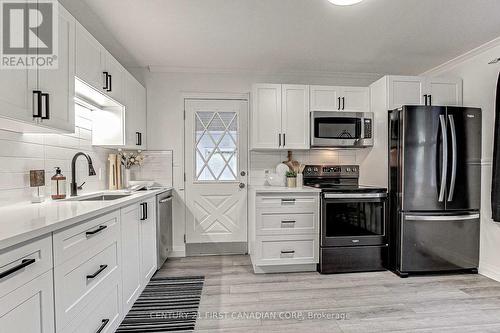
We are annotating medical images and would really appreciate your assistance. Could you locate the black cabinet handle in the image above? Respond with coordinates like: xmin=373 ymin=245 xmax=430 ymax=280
xmin=278 ymin=133 xmax=281 ymax=147
xmin=103 ymin=72 xmax=109 ymax=90
xmin=41 ymin=93 xmax=49 ymax=120
xmin=140 ymin=202 xmax=148 ymax=220
xmin=283 ymin=133 xmax=286 ymax=147
xmin=428 ymin=94 xmax=432 ymax=106
xmin=0 ymin=258 xmax=36 ymax=279
xmin=136 ymin=132 xmax=142 ymax=146
xmin=95 ymin=319 xmax=110 ymax=333
xmin=342 ymin=97 xmax=345 ymax=110
xmin=337 ymin=97 xmax=341 ymax=110
xmin=107 ymin=74 xmax=112 ymax=92
xmin=86 ymin=225 xmax=107 ymax=237
xmin=86 ymin=264 xmax=108 ymax=280
xmin=423 ymin=94 xmax=428 ymax=106
xmin=33 ymin=90 xmax=42 ymax=118
xmin=280 ymin=250 xmax=295 ymax=254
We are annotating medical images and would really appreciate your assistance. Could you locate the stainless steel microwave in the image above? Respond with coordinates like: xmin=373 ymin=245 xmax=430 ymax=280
xmin=310 ymin=111 xmax=374 ymax=148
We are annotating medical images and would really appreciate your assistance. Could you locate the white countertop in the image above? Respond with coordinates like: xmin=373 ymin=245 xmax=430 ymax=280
xmin=0 ymin=188 xmax=172 ymax=251
xmin=250 ymin=185 xmax=321 ymax=193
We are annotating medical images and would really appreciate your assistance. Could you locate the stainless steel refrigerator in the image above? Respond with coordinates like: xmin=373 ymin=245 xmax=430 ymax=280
xmin=388 ymin=106 xmax=481 ymax=277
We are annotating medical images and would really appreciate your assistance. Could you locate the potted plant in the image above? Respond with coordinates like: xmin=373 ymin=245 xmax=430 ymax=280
xmin=286 ymin=171 xmax=297 ymax=188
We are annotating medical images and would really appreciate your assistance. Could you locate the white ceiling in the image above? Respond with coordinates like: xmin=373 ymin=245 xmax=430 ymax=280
xmin=63 ymin=0 xmax=500 ymax=75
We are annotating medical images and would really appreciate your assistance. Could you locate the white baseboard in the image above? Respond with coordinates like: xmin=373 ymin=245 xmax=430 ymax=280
xmin=169 ymin=246 xmax=186 ymax=258
xmin=479 ymin=262 xmax=500 ymax=282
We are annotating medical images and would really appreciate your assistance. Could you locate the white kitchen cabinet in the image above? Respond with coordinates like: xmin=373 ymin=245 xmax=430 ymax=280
xmin=35 ymin=5 xmax=76 ymax=133
xmin=0 ymin=270 xmax=55 ymax=333
xmin=124 ymin=72 xmax=147 ymax=149
xmin=310 ymin=85 xmax=369 ymax=112
xmin=120 ymin=203 xmax=142 ymax=314
xmin=425 ymin=77 xmax=463 ymax=106
xmin=387 ymin=75 xmax=462 ymax=110
xmin=0 ymin=68 xmax=36 ymax=127
xmin=251 ymin=84 xmax=309 ymax=150
xmin=251 ymin=84 xmax=281 ymax=149
xmin=249 ymin=191 xmax=320 ymax=273
xmin=75 ymin=23 xmax=106 ymax=92
xmin=140 ymin=197 xmax=157 ymax=283
xmin=281 ymin=85 xmax=309 ymax=149
xmin=309 ymin=85 xmax=341 ymax=111
xmin=103 ymin=52 xmax=125 ymax=104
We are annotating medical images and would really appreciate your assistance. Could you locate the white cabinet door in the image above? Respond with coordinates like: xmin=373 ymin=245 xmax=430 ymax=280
xmin=75 ymin=23 xmax=106 ymax=92
xmin=136 ymin=82 xmax=147 ymax=149
xmin=140 ymin=197 xmax=157 ymax=283
xmin=251 ymin=84 xmax=281 ymax=149
xmin=425 ymin=77 xmax=463 ymax=106
xmin=310 ymin=85 xmax=341 ymax=111
xmin=104 ymin=53 xmax=124 ymax=104
xmin=0 ymin=270 xmax=55 ymax=333
xmin=387 ymin=76 xmax=425 ymax=110
xmin=0 ymin=68 xmax=36 ymax=125
xmin=124 ymin=73 xmax=147 ymax=149
xmin=341 ymin=86 xmax=369 ymax=112
xmin=120 ymin=203 xmax=142 ymax=313
xmin=281 ymin=84 xmax=309 ymax=150
xmin=37 ymin=6 xmax=75 ymax=133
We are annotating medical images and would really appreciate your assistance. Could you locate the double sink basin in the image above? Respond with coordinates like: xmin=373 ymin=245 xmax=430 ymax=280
xmin=64 ymin=193 xmax=132 ymax=202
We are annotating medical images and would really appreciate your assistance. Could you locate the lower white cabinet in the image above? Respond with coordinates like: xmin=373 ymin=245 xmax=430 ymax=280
xmin=249 ymin=191 xmax=320 ymax=273
xmin=121 ymin=198 xmax=157 ymax=314
xmin=0 ymin=270 xmax=55 ymax=333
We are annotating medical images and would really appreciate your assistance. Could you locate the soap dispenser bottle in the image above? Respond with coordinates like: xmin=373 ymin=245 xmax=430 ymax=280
xmin=51 ymin=167 xmax=67 ymax=200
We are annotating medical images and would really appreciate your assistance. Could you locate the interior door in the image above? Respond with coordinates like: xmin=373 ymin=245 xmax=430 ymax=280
xmin=185 ymin=99 xmax=248 ymax=244
xmin=445 ymin=107 xmax=481 ymax=211
xmin=402 ymin=106 xmax=447 ymax=211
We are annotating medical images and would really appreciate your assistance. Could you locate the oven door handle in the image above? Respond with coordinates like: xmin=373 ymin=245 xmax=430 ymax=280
xmin=323 ymin=193 xmax=387 ymax=199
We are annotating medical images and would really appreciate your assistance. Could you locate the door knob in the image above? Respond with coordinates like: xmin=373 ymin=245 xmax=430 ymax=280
xmin=239 ymin=183 xmax=246 ymax=189
xmin=240 ymin=171 xmax=246 ymax=176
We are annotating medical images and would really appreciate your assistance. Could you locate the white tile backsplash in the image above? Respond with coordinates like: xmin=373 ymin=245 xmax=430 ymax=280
xmin=130 ymin=150 xmax=173 ymax=187
xmin=0 ymin=109 xmax=113 ymax=205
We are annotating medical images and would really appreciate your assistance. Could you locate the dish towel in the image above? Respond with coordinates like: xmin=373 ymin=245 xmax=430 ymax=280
xmin=492 ymin=72 xmax=500 ymax=222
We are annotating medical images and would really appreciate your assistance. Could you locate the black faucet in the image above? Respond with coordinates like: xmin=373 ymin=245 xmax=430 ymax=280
xmin=71 ymin=152 xmax=96 ymax=196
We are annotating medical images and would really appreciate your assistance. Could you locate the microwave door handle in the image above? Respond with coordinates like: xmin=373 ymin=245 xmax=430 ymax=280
xmin=438 ymin=114 xmax=448 ymax=202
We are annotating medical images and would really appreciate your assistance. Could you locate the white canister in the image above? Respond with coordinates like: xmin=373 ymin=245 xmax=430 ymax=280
xmin=296 ymin=173 xmax=304 ymax=188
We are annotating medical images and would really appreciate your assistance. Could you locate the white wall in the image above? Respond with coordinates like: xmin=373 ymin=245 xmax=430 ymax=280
xmin=425 ymin=41 xmax=500 ymax=280
xmin=145 ymin=70 xmax=380 ymax=255
xmin=0 ymin=107 xmax=112 ymax=205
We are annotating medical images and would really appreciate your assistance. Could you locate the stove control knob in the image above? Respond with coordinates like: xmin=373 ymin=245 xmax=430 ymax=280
xmin=313 ymin=168 xmax=318 ymax=172
xmin=346 ymin=168 xmax=351 ymax=172
xmin=352 ymin=168 xmax=357 ymax=172
xmin=306 ymin=167 xmax=312 ymax=173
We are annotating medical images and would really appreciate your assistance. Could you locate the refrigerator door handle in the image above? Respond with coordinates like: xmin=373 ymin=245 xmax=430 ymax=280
xmin=448 ymin=114 xmax=457 ymax=202
xmin=438 ymin=115 xmax=448 ymax=202
xmin=405 ymin=214 xmax=480 ymax=221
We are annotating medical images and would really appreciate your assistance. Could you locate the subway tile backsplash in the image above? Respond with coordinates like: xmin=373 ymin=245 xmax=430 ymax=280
xmin=0 ymin=109 xmax=113 ymax=206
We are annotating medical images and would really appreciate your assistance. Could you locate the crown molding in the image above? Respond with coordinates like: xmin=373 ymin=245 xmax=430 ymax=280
xmin=147 ymin=65 xmax=382 ymax=81
xmin=421 ymin=36 xmax=500 ymax=76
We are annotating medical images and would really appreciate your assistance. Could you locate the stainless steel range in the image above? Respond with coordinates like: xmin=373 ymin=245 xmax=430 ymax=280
xmin=303 ymin=165 xmax=388 ymax=274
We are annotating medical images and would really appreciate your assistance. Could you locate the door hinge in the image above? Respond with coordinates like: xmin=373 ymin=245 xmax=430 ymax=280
xmin=183 ymin=234 xmax=186 ymax=243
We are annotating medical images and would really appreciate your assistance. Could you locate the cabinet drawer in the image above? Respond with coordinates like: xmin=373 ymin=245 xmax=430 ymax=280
xmin=0 ymin=235 xmax=52 ymax=298
xmin=66 ymin=279 xmax=121 ymax=333
xmin=257 ymin=212 xmax=317 ymax=236
xmin=255 ymin=235 xmax=318 ymax=266
xmin=55 ymin=239 xmax=120 ymax=330
xmin=53 ymin=211 xmax=120 ymax=266
xmin=256 ymin=194 xmax=318 ymax=211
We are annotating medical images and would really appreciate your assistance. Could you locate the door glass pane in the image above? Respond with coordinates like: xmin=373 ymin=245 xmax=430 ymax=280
xmin=195 ymin=111 xmax=238 ymax=181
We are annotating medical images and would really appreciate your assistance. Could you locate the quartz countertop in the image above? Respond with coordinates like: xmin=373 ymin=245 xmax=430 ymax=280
xmin=0 ymin=188 xmax=172 ymax=251
xmin=249 ymin=185 xmax=321 ymax=193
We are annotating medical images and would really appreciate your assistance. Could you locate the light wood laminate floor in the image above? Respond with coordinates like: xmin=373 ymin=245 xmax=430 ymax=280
xmin=156 ymin=255 xmax=500 ymax=332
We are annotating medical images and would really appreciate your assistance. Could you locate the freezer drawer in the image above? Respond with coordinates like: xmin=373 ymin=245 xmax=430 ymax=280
xmin=400 ymin=213 xmax=479 ymax=272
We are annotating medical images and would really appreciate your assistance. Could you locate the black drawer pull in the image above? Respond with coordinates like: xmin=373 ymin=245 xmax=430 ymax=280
xmin=86 ymin=265 xmax=108 ymax=280
xmin=86 ymin=225 xmax=107 ymax=237
xmin=0 ymin=258 xmax=36 ymax=279
xmin=103 ymin=72 xmax=109 ymax=90
xmin=95 ymin=319 xmax=110 ymax=333
xmin=280 ymin=250 xmax=295 ymax=254
xmin=281 ymin=220 xmax=296 ymax=224
xmin=281 ymin=199 xmax=296 ymax=203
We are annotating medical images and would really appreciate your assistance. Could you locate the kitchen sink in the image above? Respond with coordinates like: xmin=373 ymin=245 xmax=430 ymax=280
xmin=76 ymin=194 xmax=131 ymax=201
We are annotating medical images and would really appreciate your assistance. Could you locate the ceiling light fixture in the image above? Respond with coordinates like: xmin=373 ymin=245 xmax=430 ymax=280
xmin=327 ymin=0 xmax=364 ymax=5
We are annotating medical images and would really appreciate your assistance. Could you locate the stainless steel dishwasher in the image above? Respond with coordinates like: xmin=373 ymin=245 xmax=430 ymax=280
xmin=156 ymin=189 xmax=173 ymax=269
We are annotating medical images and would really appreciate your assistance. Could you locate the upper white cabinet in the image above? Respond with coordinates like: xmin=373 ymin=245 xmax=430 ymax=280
xmin=310 ymin=85 xmax=369 ymax=112
xmin=103 ymin=52 xmax=125 ymax=103
xmin=251 ymin=84 xmax=309 ymax=150
xmin=387 ymin=75 xmax=462 ymax=110
xmin=0 ymin=3 xmax=76 ymax=134
xmin=75 ymin=23 xmax=106 ymax=92
xmin=124 ymin=72 xmax=147 ymax=149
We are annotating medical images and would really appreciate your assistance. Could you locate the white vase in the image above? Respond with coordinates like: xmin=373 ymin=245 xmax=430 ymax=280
xmin=124 ymin=168 xmax=131 ymax=188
